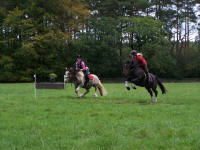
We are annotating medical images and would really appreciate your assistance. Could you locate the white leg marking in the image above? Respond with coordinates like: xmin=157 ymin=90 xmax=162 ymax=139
xmin=131 ymin=83 xmax=136 ymax=89
xmin=125 ymin=81 xmax=129 ymax=88
xmin=155 ymin=97 xmax=157 ymax=102
xmin=151 ymin=96 xmax=154 ymax=102
xmin=75 ymin=86 xmax=81 ymax=97
xmin=94 ymin=87 xmax=98 ymax=97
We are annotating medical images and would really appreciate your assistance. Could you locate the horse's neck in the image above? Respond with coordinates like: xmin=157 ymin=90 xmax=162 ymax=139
xmin=129 ymin=65 xmax=143 ymax=76
xmin=76 ymin=71 xmax=85 ymax=82
xmin=77 ymin=71 xmax=84 ymax=76
xmin=129 ymin=61 xmax=139 ymax=71
xmin=129 ymin=65 xmax=137 ymax=73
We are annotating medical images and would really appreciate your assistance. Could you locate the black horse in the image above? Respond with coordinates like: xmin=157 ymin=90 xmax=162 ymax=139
xmin=123 ymin=60 xmax=166 ymax=102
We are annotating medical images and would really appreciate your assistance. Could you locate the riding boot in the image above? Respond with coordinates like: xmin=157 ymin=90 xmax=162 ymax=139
xmin=84 ymin=70 xmax=90 ymax=87
xmin=85 ymin=76 xmax=89 ymax=87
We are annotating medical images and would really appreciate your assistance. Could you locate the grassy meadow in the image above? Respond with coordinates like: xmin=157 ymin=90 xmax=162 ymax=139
xmin=0 ymin=82 xmax=200 ymax=150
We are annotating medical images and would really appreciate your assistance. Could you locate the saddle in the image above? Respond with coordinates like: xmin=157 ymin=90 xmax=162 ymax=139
xmin=88 ymin=74 xmax=94 ymax=80
xmin=84 ymin=74 xmax=94 ymax=88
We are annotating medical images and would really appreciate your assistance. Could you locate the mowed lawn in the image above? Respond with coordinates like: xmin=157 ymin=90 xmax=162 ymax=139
xmin=0 ymin=82 xmax=200 ymax=150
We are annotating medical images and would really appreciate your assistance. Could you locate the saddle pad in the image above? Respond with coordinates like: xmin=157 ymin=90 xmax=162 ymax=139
xmin=88 ymin=74 xmax=94 ymax=80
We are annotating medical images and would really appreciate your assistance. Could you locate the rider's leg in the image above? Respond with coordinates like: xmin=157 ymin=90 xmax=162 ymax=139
xmin=144 ymin=65 xmax=150 ymax=84
xmin=84 ymin=70 xmax=89 ymax=87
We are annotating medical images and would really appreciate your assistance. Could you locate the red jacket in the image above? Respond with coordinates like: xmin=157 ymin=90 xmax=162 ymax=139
xmin=133 ymin=55 xmax=147 ymax=67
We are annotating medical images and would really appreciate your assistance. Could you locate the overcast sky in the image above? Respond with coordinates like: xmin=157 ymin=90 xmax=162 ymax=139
xmin=192 ymin=4 xmax=200 ymax=41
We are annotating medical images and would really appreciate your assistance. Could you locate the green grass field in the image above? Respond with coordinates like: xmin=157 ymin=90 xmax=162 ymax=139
xmin=0 ymin=82 xmax=200 ymax=150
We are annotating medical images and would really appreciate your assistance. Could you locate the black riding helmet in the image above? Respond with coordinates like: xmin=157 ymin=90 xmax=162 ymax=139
xmin=130 ymin=50 xmax=137 ymax=56
xmin=77 ymin=54 xmax=81 ymax=59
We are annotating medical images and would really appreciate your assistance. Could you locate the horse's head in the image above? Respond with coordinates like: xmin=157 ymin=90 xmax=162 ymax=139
xmin=65 ymin=67 xmax=85 ymax=84
xmin=123 ymin=59 xmax=139 ymax=75
xmin=65 ymin=67 xmax=76 ymax=82
xmin=123 ymin=60 xmax=132 ymax=75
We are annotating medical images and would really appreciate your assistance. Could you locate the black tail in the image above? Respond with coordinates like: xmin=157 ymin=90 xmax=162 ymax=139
xmin=156 ymin=77 xmax=167 ymax=94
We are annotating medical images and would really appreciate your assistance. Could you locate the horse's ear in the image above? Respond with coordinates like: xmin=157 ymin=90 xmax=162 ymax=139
xmin=65 ymin=67 xmax=68 ymax=70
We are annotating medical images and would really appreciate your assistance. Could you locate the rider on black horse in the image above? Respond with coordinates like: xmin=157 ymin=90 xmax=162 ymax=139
xmin=76 ymin=54 xmax=90 ymax=87
xmin=130 ymin=50 xmax=150 ymax=83
xmin=125 ymin=50 xmax=150 ymax=90
xmin=124 ymin=50 xmax=166 ymax=102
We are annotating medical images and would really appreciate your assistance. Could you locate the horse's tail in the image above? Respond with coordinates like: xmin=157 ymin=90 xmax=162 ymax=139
xmin=97 ymin=81 xmax=107 ymax=96
xmin=156 ymin=76 xmax=167 ymax=94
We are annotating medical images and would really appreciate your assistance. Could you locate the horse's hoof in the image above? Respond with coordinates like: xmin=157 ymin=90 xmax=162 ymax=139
xmin=126 ymin=87 xmax=130 ymax=90
xmin=79 ymin=94 xmax=84 ymax=98
xmin=77 ymin=94 xmax=83 ymax=98
xmin=132 ymin=87 xmax=136 ymax=90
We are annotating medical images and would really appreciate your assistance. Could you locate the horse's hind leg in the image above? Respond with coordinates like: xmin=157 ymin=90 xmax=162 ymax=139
xmin=152 ymin=88 xmax=158 ymax=102
xmin=145 ymin=87 xmax=154 ymax=102
xmin=94 ymin=86 xmax=98 ymax=97
xmin=152 ymin=79 xmax=158 ymax=102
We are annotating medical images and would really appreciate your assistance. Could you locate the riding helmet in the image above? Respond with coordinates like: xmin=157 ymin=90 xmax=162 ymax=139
xmin=130 ymin=50 xmax=137 ymax=56
xmin=77 ymin=54 xmax=81 ymax=59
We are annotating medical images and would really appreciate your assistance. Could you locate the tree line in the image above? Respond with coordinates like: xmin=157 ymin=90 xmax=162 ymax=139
xmin=0 ymin=0 xmax=200 ymax=82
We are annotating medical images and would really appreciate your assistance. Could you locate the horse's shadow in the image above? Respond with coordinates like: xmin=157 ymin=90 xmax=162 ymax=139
xmin=65 ymin=95 xmax=101 ymax=100
xmin=65 ymin=95 xmax=79 ymax=99
xmin=57 ymin=95 xmax=164 ymax=106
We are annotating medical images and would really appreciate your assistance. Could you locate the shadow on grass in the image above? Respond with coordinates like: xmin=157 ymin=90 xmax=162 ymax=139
xmin=64 ymin=95 xmax=102 ymax=100
xmin=46 ymin=95 xmax=184 ymax=107
xmin=114 ymin=100 xmax=151 ymax=105
xmin=45 ymin=93 xmax=182 ymax=106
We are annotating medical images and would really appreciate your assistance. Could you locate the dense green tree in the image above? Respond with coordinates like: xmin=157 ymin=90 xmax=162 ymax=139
xmin=74 ymin=16 xmax=121 ymax=77
xmin=0 ymin=0 xmax=199 ymax=82
xmin=0 ymin=0 xmax=89 ymax=82
xmin=120 ymin=16 xmax=178 ymax=77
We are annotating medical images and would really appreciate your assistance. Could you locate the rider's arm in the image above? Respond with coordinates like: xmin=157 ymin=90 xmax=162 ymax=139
xmin=137 ymin=55 xmax=147 ymax=67
xmin=81 ymin=61 xmax=86 ymax=71
xmin=76 ymin=62 xmax=79 ymax=70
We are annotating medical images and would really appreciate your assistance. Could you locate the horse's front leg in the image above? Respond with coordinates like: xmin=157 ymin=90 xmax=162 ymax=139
xmin=80 ymin=88 xmax=90 ymax=98
xmin=125 ymin=81 xmax=130 ymax=90
xmin=94 ymin=86 xmax=98 ymax=97
xmin=75 ymin=84 xmax=81 ymax=97
xmin=131 ymin=77 xmax=139 ymax=83
xmin=131 ymin=83 xmax=136 ymax=89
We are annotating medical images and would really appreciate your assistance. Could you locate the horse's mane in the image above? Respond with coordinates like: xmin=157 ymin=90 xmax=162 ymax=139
xmin=125 ymin=59 xmax=139 ymax=68
xmin=69 ymin=67 xmax=85 ymax=82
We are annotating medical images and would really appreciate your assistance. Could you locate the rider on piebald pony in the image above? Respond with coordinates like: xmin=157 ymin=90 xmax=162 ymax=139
xmin=130 ymin=50 xmax=150 ymax=83
xmin=76 ymin=54 xmax=90 ymax=87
